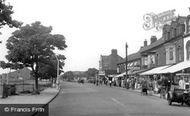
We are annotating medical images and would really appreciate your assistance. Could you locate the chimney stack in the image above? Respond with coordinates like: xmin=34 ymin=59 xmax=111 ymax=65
xmin=111 ymin=49 xmax=117 ymax=55
xmin=144 ymin=39 xmax=147 ymax=47
xmin=150 ymin=36 xmax=157 ymax=44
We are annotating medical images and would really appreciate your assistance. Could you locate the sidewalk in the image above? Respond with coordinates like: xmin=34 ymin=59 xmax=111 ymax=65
xmin=132 ymin=89 xmax=161 ymax=98
xmin=97 ymin=83 xmax=161 ymax=98
xmin=0 ymin=87 xmax=60 ymax=104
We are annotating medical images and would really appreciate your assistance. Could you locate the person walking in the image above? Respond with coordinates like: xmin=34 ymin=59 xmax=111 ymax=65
xmin=179 ymin=76 xmax=185 ymax=89
xmin=131 ymin=77 xmax=136 ymax=90
xmin=109 ymin=80 xmax=112 ymax=87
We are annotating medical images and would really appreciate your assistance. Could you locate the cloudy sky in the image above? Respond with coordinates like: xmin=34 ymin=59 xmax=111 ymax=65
xmin=0 ymin=0 xmax=190 ymax=73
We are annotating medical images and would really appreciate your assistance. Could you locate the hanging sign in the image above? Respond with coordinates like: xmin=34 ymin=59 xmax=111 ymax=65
xmin=143 ymin=9 xmax=176 ymax=31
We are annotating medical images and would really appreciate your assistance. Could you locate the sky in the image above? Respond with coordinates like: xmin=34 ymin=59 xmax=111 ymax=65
xmin=0 ymin=0 xmax=190 ymax=73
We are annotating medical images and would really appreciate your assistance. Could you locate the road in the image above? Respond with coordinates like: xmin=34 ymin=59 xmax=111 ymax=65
xmin=49 ymin=82 xmax=190 ymax=116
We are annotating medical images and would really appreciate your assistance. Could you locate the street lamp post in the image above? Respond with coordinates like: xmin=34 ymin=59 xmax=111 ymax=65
xmin=125 ymin=42 xmax=128 ymax=89
xmin=54 ymin=54 xmax=59 ymax=90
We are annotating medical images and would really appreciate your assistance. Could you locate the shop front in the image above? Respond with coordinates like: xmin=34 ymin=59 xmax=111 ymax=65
xmin=157 ymin=61 xmax=190 ymax=90
xmin=140 ymin=65 xmax=171 ymax=76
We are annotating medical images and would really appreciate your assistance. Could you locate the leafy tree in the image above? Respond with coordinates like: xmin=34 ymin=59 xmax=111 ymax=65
xmin=0 ymin=61 xmax=23 ymax=69
xmin=0 ymin=61 xmax=6 ymax=69
xmin=62 ymin=71 xmax=74 ymax=81
xmin=38 ymin=54 xmax=66 ymax=79
xmin=6 ymin=21 xmax=67 ymax=94
xmin=0 ymin=0 xmax=21 ymax=28
xmin=85 ymin=68 xmax=98 ymax=78
xmin=0 ymin=0 xmax=22 ymax=43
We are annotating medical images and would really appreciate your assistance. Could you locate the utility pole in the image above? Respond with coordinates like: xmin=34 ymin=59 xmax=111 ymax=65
xmin=55 ymin=54 xmax=59 ymax=90
xmin=125 ymin=42 xmax=128 ymax=89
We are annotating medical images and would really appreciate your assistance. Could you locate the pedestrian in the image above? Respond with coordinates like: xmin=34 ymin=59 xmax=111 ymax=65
xmin=126 ymin=77 xmax=129 ymax=89
xmin=121 ymin=79 xmax=124 ymax=87
xmin=131 ymin=77 xmax=135 ymax=90
xmin=109 ymin=80 xmax=112 ymax=87
xmin=96 ymin=79 xmax=98 ymax=86
xmin=141 ymin=78 xmax=148 ymax=95
xmin=179 ymin=76 xmax=185 ymax=89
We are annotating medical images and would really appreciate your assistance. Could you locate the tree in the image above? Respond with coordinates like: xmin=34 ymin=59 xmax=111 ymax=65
xmin=6 ymin=21 xmax=67 ymax=94
xmin=0 ymin=61 xmax=6 ymax=69
xmin=85 ymin=68 xmax=98 ymax=78
xmin=0 ymin=0 xmax=21 ymax=28
xmin=38 ymin=54 xmax=66 ymax=79
xmin=62 ymin=71 xmax=74 ymax=81
xmin=0 ymin=0 xmax=22 ymax=43
xmin=0 ymin=61 xmax=23 ymax=69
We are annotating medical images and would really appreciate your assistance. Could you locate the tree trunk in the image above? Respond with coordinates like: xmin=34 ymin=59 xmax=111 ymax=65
xmin=31 ymin=59 xmax=40 ymax=94
xmin=34 ymin=60 xmax=40 ymax=94
xmin=34 ymin=72 xmax=40 ymax=94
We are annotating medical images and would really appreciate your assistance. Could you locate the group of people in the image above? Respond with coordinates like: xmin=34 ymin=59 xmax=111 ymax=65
xmin=93 ymin=74 xmax=188 ymax=96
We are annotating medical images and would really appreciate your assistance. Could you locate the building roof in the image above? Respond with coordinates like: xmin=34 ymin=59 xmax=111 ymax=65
xmin=102 ymin=54 xmax=123 ymax=63
xmin=139 ymin=37 xmax=165 ymax=53
xmin=118 ymin=51 xmax=141 ymax=64
xmin=140 ymin=16 xmax=186 ymax=53
xmin=101 ymin=55 xmax=108 ymax=60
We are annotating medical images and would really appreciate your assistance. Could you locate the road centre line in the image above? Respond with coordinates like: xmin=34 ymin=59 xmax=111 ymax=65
xmin=111 ymin=98 xmax=134 ymax=114
xmin=111 ymin=98 xmax=126 ymax=108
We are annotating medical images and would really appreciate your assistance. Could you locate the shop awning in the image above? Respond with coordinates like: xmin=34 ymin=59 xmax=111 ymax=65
xmin=114 ymin=70 xmax=133 ymax=78
xmin=140 ymin=65 xmax=171 ymax=75
xmin=130 ymin=68 xmax=151 ymax=75
xmin=114 ymin=72 xmax=125 ymax=78
xmin=157 ymin=61 xmax=190 ymax=74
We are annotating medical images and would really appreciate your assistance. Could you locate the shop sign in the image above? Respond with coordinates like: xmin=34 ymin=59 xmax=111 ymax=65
xmin=103 ymin=63 xmax=109 ymax=68
xmin=143 ymin=9 xmax=176 ymax=31
xmin=99 ymin=71 xmax=105 ymax=75
xmin=176 ymin=73 xmax=190 ymax=76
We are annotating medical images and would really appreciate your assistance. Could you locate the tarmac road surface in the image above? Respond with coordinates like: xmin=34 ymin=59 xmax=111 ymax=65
xmin=49 ymin=82 xmax=190 ymax=116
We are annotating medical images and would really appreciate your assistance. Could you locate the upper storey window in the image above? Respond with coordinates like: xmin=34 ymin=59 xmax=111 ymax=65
xmin=186 ymin=41 xmax=190 ymax=60
xmin=165 ymin=45 xmax=176 ymax=65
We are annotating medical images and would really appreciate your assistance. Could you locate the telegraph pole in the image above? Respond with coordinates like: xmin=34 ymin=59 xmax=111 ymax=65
xmin=125 ymin=42 xmax=128 ymax=89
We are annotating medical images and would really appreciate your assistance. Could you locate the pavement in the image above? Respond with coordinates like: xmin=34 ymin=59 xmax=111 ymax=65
xmin=0 ymin=83 xmax=162 ymax=104
xmin=132 ymin=88 xmax=161 ymax=98
xmin=99 ymin=84 xmax=161 ymax=98
xmin=0 ymin=87 xmax=60 ymax=104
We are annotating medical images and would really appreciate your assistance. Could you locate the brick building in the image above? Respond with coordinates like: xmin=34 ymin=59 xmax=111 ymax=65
xmin=116 ymin=15 xmax=190 ymax=78
xmin=99 ymin=49 xmax=124 ymax=76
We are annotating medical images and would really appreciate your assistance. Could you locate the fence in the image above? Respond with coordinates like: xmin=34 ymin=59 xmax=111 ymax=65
xmin=0 ymin=79 xmax=52 ymax=97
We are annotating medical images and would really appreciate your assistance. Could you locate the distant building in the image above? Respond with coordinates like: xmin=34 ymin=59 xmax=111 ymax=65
xmin=99 ymin=49 xmax=124 ymax=77
xmin=1 ymin=67 xmax=32 ymax=84
xmin=117 ymin=50 xmax=141 ymax=75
